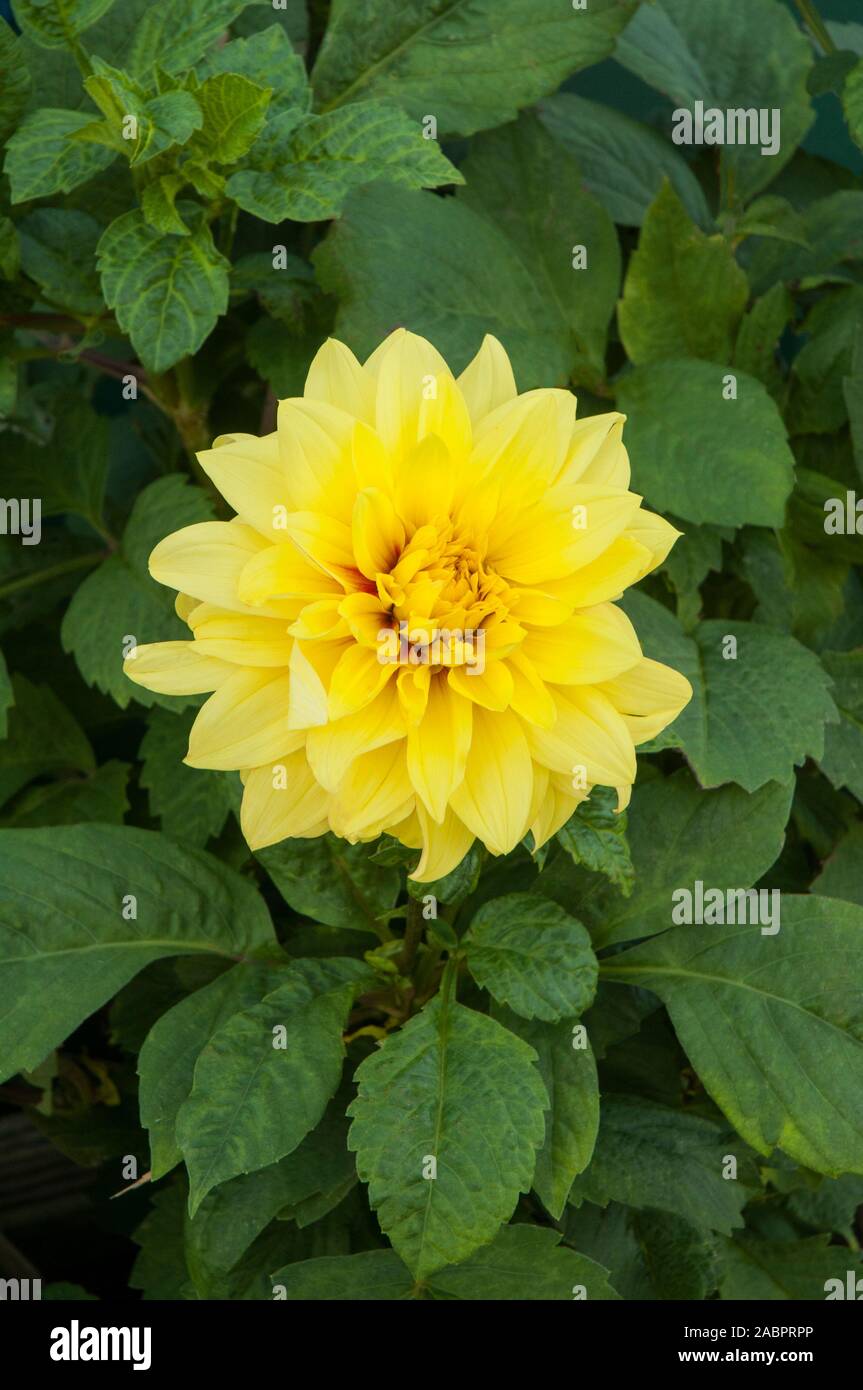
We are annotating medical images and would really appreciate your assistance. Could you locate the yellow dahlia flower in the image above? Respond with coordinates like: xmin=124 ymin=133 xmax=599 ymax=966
xmin=124 ymin=330 xmax=691 ymax=881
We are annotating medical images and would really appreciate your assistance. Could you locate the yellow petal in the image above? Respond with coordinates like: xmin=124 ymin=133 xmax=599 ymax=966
xmin=524 ymin=686 xmax=636 ymax=788
xmin=450 ymin=707 xmax=533 ymax=856
xmin=277 ymin=397 xmax=356 ymax=522
xmin=288 ymin=640 xmax=329 ymax=729
xmin=409 ymin=803 xmax=475 ymax=882
xmin=196 ymin=432 xmax=286 ymax=540
xmin=557 ymin=412 xmax=629 ymax=488
xmin=352 ymin=487 xmax=405 ymax=579
xmin=188 ymin=611 xmax=294 ymax=666
xmin=507 ymin=650 xmax=556 ymax=728
xmin=417 ymin=371 xmax=472 ymax=461
xmin=284 ymin=510 xmax=357 ymax=577
xmin=456 ymin=334 xmax=517 ymax=424
xmin=626 ymin=508 xmax=683 ymax=577
xmin=521 ymin=603 xmax=641 ymax=685
xmin=407 ymin=674 xmax=472 ymax=822
xmin=304 ymin=338 xmax=375 ymax=423
xmin=352 ymin=419 xmax=393 ymax=493
xmin=237 ymin=541 xmax=341 ymax=607
xmin=306 ymin=681 xmax=406 ymax=793
xmin=329 ymin=740 xmax=413 ymax=840
xmin=488 ymin=485 xmax=641 ymax=584
xmin=448 ymin=660 xmax=514 ymax=711
xmin=394 ymin=433 xmax=455 ymax=532
xmin=473 ymin=390 xmax=574 ymax=506
xmin=241 ymin=753 xmax=330 ymax=850
xmin=328 ymin=642 xmax=397 ymax=719
xmin=186 ymin=669 xmax=302 ymax=770
xmin=123 ymin=641 xmax=233 ymax=694
xmin=150 ymin=521 xmax=294 ymax=618
xmin=542 ymin=535 xmax=652 ymax=608
xmin=597 ymin=657 xmax=692 ymax=744
xmin=373 ymin=329 xmax=448 ymax=460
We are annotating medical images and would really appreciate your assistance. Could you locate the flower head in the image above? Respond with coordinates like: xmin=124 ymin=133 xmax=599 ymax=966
xmin=125 ymin=330 xmax=691 ymax=880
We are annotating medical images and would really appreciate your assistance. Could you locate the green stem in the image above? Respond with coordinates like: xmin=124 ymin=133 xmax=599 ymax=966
xmin=794 ymin=0 xmax=836 ymax=53
xmin=0 ymin=551 xmax=104 ymax=600
xmin=399 ymin=895 xmax=426 ymax=974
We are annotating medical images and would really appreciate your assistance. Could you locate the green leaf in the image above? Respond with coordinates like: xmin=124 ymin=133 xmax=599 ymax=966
xmin=570 ymin=1095 xmax=746 ymax=1234
xmin=556 ymin=784 xmax=634 ymax=895
xmin=0 ymin=673 xmax=94 ymax=808
xmin=3 ymin=395 xmax=109 ymax=529
xmin=788 ymin=287 xmax=863 ymax=435
xmin=0 ymin=17 xmax=32 ymax=142
xmin=842 ymin=57 xmax=863 ymax=151
xmin=185 ymin=1102 xmax=355 ymax=1297
xmin=272 ymin=1249 xmax=414 ymax=1300
xmin=732 ymin=195 xmax=810 ymax=248
xmin=130 ymin=1180 xmax=191 ymax=1301
xmin=615 ymin=0 xmax=813 ymax=203
xmin=257 ymin=833 xmax=399 ymax=935
xmin=12 ymin=0 xmax=115 ymax=48
xmin=311 ymin=0 xmax=638 ymax=138
xmin=17 ymin=208 xmax=104 ymax=315
xmin=227 ymin=103 xmax=460 ymax=224
xmin=719 ymin=1235 xmax=863 ymax=1300
xmin=197 ymin=24 xmax=308 ymax=115
xmin=96 ymin=205 xmax=229 ymax=372
xmin=458 ymin=115 xmax=620 ymax=389
xmin=0 ymin=759 xmax=130 ymax=828
xmin=616 ymin=359 xmax=795 ymax=528
xmin=618 ymin=181 xmax=748 ymax=367
xmin=140 ymin=707 xmax=235 ymax=848
xmin=176 ymin=958 xmax=369 ymax=1214
xmin=624 ymin=595 xmax=838 ymax=791
xmin=463 ymin=892 xmax=598 ymax=1023
xmin=537 ymin=769 xmax=793 ymax=950
xmin=128 ymin=0 xmax=261 ymax=78
xmin=788 ymin=1173 xmax=863 ymax=1240
xmin=140 ymin=174 xmax=189 ymax=236
xmin=348 ymin=985 xmax=547 ymax=1277
xmin=274 ymin=1225 xmax=618 ymax=1300
xmin=315 ymin=172 xmax=605 ymax=390
xmin=818 ymin=650 xmax=863 ymax=803
xmin=138 ymin=961 xmax=285 ymax=1179
xmin=601 ymin=898 xmax=863 ymax=1177
xmin=746 ymin=191 xmax=863 ymax=295
xmin=538 ymin=93 xmax=710 ymax=229
xmin=428 ymin=1224 xmax=619 ymax=1300
xmin=190 ymin=72 xmax=271 ymax=165
xmin=498 ymin=1006 xmax=598 ymax=1221
xmin=0 ymin=823 xmax=277 ymax=1083
xmin=82 ymin=62 xmax=205 ymax=166
xmin=566 ymin=1201 xmax=720 ymax=1301
xmin=61 ymin=475 xmax=216 ymax=709
xmin=661 ymin=523 xmax=727 ymax=629
xmin=4 ymin=108 xmax=117 ymax=202
xmin=733 ymin=283 xmax=793 ymax=397
xmin=813 ymin=823 xmax=863 ymax=907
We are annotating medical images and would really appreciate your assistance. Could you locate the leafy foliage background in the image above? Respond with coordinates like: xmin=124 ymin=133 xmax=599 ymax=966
xmin=1 ymin=0 xmax=863 ymax=1301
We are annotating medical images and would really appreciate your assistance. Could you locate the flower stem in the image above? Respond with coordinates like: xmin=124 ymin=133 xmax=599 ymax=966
xmin=398 ymin=895 xmax=426 ymax=974
xmin=794 ymin=0 xmax=836 ymax=53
